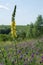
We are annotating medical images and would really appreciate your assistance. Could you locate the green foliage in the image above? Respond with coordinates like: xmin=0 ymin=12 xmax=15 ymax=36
xmin=0 ymin=34 xmax=12 ymax=41
xmin=16 ymin=30 xmax=26 ymax=41
xmin=28 ymin=23 xmax=33 ymax=38
xmin=34 ymin=15 xmax=43 ymax=35
xmin=0 ymin=25 xmax=10 ymax=34
xmin=35 ymin=15 xmax=43 ymax=26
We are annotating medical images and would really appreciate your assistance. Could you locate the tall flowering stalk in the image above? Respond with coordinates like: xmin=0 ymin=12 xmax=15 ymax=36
xmin=11 ymin=5 xmax=17 ymax=38
xmin=11 ymin=5 xmax=19 ymax=65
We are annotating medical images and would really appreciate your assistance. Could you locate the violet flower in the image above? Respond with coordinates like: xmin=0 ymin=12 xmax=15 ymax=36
xmin=31 ymin=53 xmax=34 ymax=58
xmin=0 ymin=63 xmax=2 ymax=65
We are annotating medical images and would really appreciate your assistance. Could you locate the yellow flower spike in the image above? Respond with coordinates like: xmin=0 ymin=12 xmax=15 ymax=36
xmin=11 ymin=5 xmax=17 ymax=38
xmin=11 ymin=5 xmax=19 ymax=65
xmin=11 ymin=21 xmax=17 ymax=38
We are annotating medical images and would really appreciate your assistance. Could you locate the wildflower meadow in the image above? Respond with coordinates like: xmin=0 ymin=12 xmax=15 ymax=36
xmin=0 ymin=3 xmax=43 ymax=65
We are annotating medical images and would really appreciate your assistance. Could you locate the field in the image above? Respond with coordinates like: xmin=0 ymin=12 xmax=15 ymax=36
xmin=0 ymin=1 xmax=43 ymax=65
xmin=0 ymin=37 xmax=43 ymax=65
xmin=0 ymin=18 xmax=43 ymax=65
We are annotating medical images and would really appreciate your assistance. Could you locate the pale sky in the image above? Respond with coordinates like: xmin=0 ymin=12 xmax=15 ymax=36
xmin=0 ymin=0 xmax=43 ymax=25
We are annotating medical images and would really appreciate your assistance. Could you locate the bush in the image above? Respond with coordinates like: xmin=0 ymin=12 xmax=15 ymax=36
xmin=16 ymin=30 xmax=26 ymax=40
xmin=0 ymin=34 xmax=12 ymax=41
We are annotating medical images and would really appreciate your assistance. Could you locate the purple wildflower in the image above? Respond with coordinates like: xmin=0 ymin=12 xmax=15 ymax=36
xmin=20 ymin=54 xmax=23 ymax=60
xmin=0 ymin=63 xmax=2 ymax=65
xmin=42 ymin=56 xmax=43 ymax=59
xmin=41 ymin=56 xmax=43 ymax=62
xmin=31 ymin=53 xmax=34 ymax=58
xmin=17 ymin=50 xmax=21 ymax=54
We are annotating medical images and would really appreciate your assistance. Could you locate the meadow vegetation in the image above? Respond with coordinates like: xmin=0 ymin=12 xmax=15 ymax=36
xmin=0 ymin=5 xmax=43 ymax=65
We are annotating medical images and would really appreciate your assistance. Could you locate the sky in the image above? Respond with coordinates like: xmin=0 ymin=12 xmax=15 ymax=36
xmin=0 ymin=0 xmax=43 ymax=25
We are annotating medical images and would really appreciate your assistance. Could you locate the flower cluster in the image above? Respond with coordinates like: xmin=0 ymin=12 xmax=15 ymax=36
xmin=11 ymin=21 xmax=17 ymax=38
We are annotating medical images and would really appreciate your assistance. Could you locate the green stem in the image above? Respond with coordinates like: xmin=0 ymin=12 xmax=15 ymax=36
xmin=13 ymin=38 xmax=19 ymax=65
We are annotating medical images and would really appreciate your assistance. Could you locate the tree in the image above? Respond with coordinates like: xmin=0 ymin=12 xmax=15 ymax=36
xmin=27 ymin=23 xmax=34 ymax=38
xmin=34 ymin=15 xmax=43 ymax=36
xmin=35 ymin=15 xmax=43 ymax=26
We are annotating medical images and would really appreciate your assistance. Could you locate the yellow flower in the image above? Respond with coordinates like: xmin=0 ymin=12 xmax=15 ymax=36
xmin=11 ymin=21 xmax=16 ymax=26
xmin=11 ymin=21 xmax=17 ymax=38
